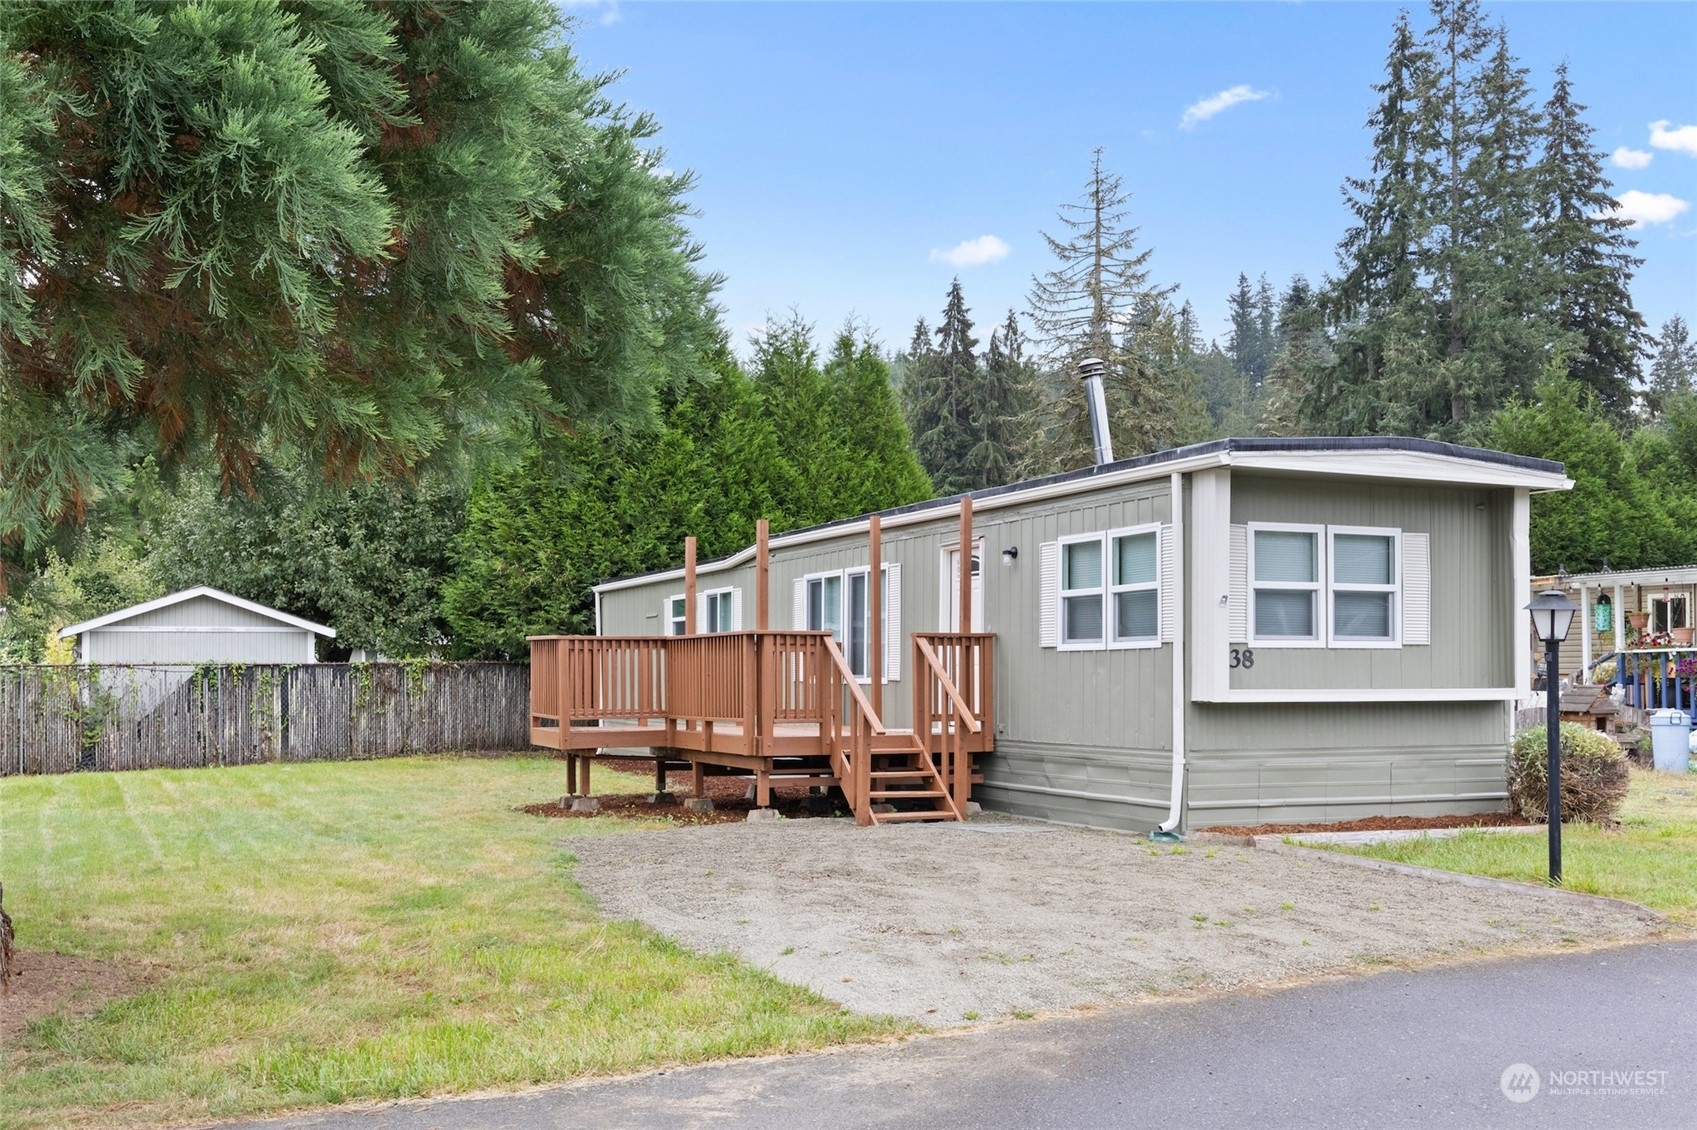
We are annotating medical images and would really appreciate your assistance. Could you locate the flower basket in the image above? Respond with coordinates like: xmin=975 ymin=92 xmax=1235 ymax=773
xmin=1628 ymin=612 xmax=1650 ymax=630
xmin=1670 ymin=627 xmax=1694 ymax=646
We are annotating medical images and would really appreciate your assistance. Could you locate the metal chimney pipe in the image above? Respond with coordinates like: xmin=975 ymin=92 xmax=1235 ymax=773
xmin=1078 ymin=357 xmax=1114 ymax=466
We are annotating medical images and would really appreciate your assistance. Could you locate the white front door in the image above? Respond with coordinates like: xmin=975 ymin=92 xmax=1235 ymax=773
xmin=944 ymin=544 xmax=985 ymax=631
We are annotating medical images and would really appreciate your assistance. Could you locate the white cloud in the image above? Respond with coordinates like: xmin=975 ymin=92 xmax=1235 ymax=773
xmin=1600 ymin=189 xmax=1691 ymax=227
xmin=1611 ymin=147 xmax=1654 ymax=170
xmin=930 ymin=235 xmax=1010 ymax=268
xmin=560 ymin=0 xmax=620 ymax=27
xmin=1180 ymin=85 xmax=1272 ymax=130
xmin=1650 ymin=120 xmax=1697 ymax=156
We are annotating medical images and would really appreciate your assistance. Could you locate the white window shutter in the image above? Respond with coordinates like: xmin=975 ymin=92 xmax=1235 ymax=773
xmin=1160 ymin=524 xmax=1177 ymax=643
xmin=1403 ymin=532 xmax=1431 ymax=645
xmin=884 ymin=563 xmax=902 ymax=681
xmin=1228 ymin=524 xmax=1249 ymax=643
xmin=662 ymin=597 xmax=674 ymax=635
xmin=695 ymin=593 xmax=708 ymax=633
xmin=793 ymin=578 xmax=807 ymax=629
xmin=1038 ymin=541 xmax=1060 ymax=648
xmin=730 ymin=588 xmax=743 ymax=631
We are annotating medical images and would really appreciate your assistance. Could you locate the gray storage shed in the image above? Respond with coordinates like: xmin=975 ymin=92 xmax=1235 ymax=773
xmin=578 ymin=437 xmax=1572 ymax=832
xmin=59 ymin=586 xmax=335 ymax=665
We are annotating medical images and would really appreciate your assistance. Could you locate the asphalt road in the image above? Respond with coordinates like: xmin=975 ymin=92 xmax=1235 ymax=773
xmin=226 ymin=939 xmax=1697 ymax=1130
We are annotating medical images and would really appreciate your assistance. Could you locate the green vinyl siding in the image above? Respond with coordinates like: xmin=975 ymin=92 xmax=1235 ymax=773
xmin=1229 ymin=475 xmax=1515 ymax=691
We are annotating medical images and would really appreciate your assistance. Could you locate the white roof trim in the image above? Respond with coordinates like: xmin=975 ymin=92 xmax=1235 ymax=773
xmin=58 ymin=586 xmax=337 ymax=639
xmin=593 ymin=445 xmax=1572 ymax=596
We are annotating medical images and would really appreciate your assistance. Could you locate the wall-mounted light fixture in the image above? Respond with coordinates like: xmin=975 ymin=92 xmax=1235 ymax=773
xmin=1001 ymin=546 xmax=1018 ymax=567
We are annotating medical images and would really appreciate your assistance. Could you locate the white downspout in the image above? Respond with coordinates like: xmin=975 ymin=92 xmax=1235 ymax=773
xmin=1156 ymin=470 xmax=1186 ymax=837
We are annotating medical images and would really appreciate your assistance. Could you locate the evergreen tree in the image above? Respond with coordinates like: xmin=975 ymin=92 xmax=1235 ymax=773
xmin=822 ymin=327 xmax=934 ymax=511
xmin=1226 ymin=273 xmax=1261 ymax=386
xmin=1491 ymin=367 xmax=1679 ymax=572
xmin=0 ymin=0 xmax=717 ymax=554
xmin=1647 ymin=315 xmax=1697 ymax=415
xmin=1265 ymin=277 xmax=1331 ymax=437
xmin=1532 ymin=61 xmax=1649 ymax=421
xmin=1022 ymin=150 xmax=1200 ymax=472
xmin=965 ymin=311 xmax=1039 ymax=490
xmin=903 ymin=281 xmax=980 ymax=494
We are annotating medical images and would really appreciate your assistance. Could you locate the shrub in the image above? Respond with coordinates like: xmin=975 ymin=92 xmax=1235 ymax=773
xmin=1509 ymin=723 xmax=1630 ymax=824
xmin=1590 ymin=660 xmax=1617 ymax=685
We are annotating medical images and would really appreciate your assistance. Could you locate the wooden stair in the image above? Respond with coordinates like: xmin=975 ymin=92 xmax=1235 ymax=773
xmin=858 ymin=729 xmax=962 ymax=825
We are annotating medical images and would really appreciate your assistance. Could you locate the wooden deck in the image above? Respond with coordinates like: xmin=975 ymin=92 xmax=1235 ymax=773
xmin=527 ymin=631 xmax=994 ymax=825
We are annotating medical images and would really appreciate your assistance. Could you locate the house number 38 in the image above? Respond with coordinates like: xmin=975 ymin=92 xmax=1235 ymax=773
xmin=1229 ymin=648 xmax=1256 ymax=669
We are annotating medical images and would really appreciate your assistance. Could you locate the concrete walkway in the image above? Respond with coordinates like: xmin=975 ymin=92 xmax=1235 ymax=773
xmin=221 ymin=937 xmax=1696 ymax=1130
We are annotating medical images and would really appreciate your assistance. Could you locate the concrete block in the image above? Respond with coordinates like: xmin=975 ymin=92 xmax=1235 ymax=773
xmin=965 ymin=801 xmax=983 ymax=817
xmin=684 ymin=797 xmax=714 ymax=813
xmin=647 ymin=791 xmax=678 ymax=805
xmin=746 ymin=807 xmax=780 ymax=823
xmin=569 ymin=797 xmax=599 ymax=813
xmin=870 ymin=803 xmax=897 ymax=815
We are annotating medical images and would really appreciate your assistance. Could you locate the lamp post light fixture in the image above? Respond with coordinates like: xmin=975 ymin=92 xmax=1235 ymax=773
xmin=1526 ymin=588 xmax=1578 ymax=884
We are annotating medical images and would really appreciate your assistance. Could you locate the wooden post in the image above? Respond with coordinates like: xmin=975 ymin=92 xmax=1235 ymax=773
xmin=958 ymin=497 xmax=974 ymax=633
xmin=755 ymin=519 xmax=771 ymax=631
xmin=683 ymin=536 xmax=697 ymax=636
xmin=868 ymin=513 xmax=883 ymax=720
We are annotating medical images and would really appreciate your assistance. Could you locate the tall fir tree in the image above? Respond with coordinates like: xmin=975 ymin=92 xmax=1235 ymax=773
xmin=1226 ymin=273 xmax=1262 ymax=386
xmin=904 ymin=280 xmax=981 ymax=495
xmin=1022 ymin=150 xmax=1201 ymax=472
xmin=1647 ymin=315 xmax=1697 ymax=416
xmin=965 ymin=311 xmax=1039 ymax=490
xmin=1533 ymin=61 xmax=1648 ymax=420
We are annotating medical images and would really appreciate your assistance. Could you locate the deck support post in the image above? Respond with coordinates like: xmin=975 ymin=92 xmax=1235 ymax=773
xmin=756 ymin=519 xmax=770 ymax=631
xmin=683 ymin=537 xmax=697 ymax=636
xmin=692 ymin=760 xmax=705 ymax=797
xmin=958 ymin=497 xmax=973 ymax=632
xmin=757 ymin=767 xmax=771 ymax=809
xmin=869 ymin=513 xmax=883 ymax=721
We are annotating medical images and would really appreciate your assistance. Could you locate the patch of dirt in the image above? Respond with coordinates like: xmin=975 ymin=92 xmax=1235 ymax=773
xmin=1 ymin=951 xmax=148 ymax=1044
xmin=1200 ymin=812 xmax=1534 ymax=837
xmin=522 ymin=756 xmax=850 ymax=825
xmin=560 ymin=816 xmax=1662 ymax=1027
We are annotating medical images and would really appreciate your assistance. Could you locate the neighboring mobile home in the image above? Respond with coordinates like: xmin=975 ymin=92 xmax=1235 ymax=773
xmin=543 ymin=437 xmax=1570 ymax=833
xmin=59 ymin=586 xmax=335 ymax=665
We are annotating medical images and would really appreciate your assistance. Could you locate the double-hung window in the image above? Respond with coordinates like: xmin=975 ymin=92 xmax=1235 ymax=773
xmin=805 ymin=574 xmax=843 ymax=641
xmin=1109 ymin=528 xmax=1161 ymax=647
xmin=1059 ymin=535 xmax=1106 ymax=647
xmin=1329 ymin=528 xmax=1399 ymax=646
xmin=1250 ymin=525 xmax=1322 ymax=644
xmin=665 ymin=594 xmax=687 ymax=636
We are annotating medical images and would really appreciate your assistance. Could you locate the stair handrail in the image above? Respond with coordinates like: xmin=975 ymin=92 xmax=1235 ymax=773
xmin=818 ymin=636 xmax=884 ymax=824
xmin=913 ymin=635 xmax=982 ymax=817
xmin=912 ymin=636 xmax=983 ymax=733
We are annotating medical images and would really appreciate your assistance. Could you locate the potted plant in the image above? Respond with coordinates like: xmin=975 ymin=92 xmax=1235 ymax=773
xmin=1628 ymin=611 xmax=1651 ymax=630
xmin=1670 ymin=627 xmax=1694 ymax=646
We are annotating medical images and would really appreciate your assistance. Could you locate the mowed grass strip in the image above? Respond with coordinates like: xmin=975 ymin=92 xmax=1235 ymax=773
xmin=0 ymin=757 xmax=904 ymax=1128
xmin=1334 ymin=769 xmax=1697 ymax=923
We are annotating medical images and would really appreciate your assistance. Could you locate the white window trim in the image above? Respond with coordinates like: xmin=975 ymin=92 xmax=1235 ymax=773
xmin=701 ymin=586 xmax=736 ymax=633
xmin=812 ymin=564 xmax=893 ymax=684
xmin=665 ymin=593 xmax=686 ymax=636
xmin=1057 ymin=532 xmax=1108 ymax=651
xmin=1106 ymin=523 xmax=1163 ymax=651
xmin=1247 ymin=521 xmax=1326 ymax=649
xmin=1327 ymin=525 xmax=1402 ymax=649
xmin=1651 ymin=594 xmax=1689 ymax=632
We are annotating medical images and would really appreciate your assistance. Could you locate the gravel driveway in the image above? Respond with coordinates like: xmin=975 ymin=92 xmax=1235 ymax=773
xmin=560 ymin=816 xmax=1662 ymax=1026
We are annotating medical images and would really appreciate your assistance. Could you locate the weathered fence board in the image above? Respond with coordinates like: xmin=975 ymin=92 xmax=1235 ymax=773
xmin=0 ymin=663 xmax=530 ymax=776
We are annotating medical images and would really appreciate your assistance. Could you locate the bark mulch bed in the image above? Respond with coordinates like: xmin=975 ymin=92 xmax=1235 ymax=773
xmin=1199 ymin=811 xmax=1534 ymax=837
xmin=519 ymin=756 xmax=849 ymax=826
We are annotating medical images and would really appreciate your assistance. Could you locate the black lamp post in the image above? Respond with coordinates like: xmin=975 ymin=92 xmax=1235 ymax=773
xmin=1527 ymin=588 xmax=1578 ymax=883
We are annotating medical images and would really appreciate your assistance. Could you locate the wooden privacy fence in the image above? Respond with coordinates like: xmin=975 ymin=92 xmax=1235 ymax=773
xmin=0 ymin=662 xmax=530 ymax=776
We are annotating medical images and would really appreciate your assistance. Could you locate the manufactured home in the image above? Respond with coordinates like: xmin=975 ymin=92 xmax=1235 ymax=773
xmin=1545 ymin=564 xmax=1697 ymax=724
xmin=529 ymin=437 xmax=1571 ymax=833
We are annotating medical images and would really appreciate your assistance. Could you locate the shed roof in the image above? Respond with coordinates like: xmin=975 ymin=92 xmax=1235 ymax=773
xmin=595 ymin=435 xmax=1572 ymax=594
xmin=1557 ymin=564 xmax=1697 ymax=589
xmin=58 ymin=586 xmax=337 ymax=639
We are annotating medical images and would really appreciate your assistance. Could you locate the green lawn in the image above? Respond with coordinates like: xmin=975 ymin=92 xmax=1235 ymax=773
xmin=1335 ymin=769 xmax=1697 ymax=923
xmin=0 ymin=757 xmax=903 ymax=1129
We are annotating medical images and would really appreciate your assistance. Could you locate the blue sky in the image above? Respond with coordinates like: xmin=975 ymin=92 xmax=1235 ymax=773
xmin=566 ymin=2 xmax=1697 ymax=362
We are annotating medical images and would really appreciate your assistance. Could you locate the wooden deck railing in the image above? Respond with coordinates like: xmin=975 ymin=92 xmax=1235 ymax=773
xmin=913 ymin=633 xmax=993 ymax=814
xmin=1617 ymin=647 xmax=1697 ymax=719
xmin=818 ymin=636 xmax=882 ymax=824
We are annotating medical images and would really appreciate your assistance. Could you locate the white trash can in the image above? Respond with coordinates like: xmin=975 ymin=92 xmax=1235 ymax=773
xmin=1650 ymin=709 xmax=1691 ymax=773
